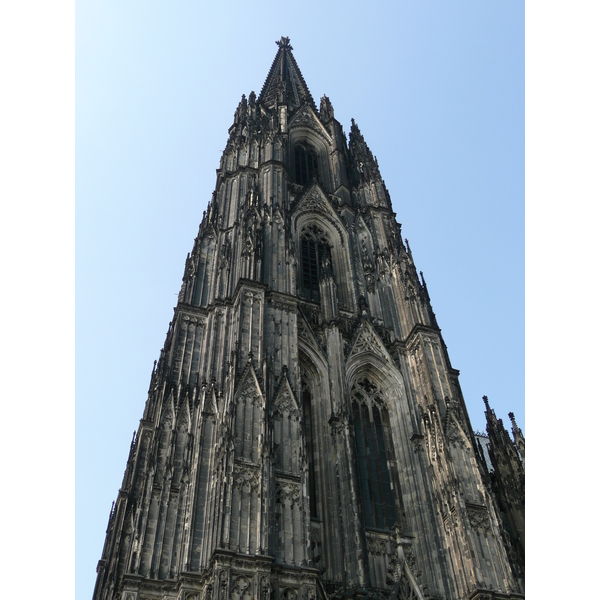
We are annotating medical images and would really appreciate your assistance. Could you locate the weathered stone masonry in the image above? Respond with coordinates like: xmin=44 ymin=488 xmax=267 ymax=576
xmin=93 ymin=37 xmax=524 ymax=600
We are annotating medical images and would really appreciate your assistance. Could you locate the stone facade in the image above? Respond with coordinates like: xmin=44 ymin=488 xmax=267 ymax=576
xmin=93 ymin=37 xmax=524 ymax=600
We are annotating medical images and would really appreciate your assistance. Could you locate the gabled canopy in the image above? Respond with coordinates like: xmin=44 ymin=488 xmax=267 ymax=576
xmin=258 ymin=37 xmax=316 ymax=111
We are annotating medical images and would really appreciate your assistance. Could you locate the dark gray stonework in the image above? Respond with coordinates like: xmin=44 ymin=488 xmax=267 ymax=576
xmin=93 ymin=37 xmax=524 ymax=600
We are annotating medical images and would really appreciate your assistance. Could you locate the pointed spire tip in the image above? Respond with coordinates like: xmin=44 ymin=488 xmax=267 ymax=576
xmin=276 ymin=36 xmax=292 ymax=50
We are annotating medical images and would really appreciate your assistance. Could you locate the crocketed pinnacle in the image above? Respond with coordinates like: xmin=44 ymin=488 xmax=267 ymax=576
xmin=348 ymin=118 xmax=382 ymax=184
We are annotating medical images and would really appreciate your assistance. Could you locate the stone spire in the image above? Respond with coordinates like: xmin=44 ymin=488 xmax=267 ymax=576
xmin=258 ymin=36 xmax=316 ymax=111
xmin=348 ymin=119 xmax=392 ymax=211
xmin=348 ymin=119 xmax=382 ymax=183
xmin=508 ymin=411 xmax=525 ymax=467
xmin=92 ymin=39 xmax=524 ymax=600
xmin=483 ymin=396 xmax=525 ymax=580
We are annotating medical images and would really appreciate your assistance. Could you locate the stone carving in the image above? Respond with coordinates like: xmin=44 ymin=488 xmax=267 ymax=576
xmin=260 ymin=577 xmax=270 ymax=600
xmin=410 ymin=433 xmax=425 ymax=454
xmin=273 ymin=385 xmax=300 ymax=418
xmin=275 ymin=479 xmax=301 ymax=505
xmin=421 ymin=333 xmax=440 ymax=349
xmin=219 ymin=238 xmax=232 ymax=269
xmin=219 ymin=570 xmax=228 ymax=600
xmin=329 ymin=412 xmax=348 ymax=436
xmin=233 ymin=463 xmax=261 ymax=490
xmin=445 ymin=415 xmax=467 ymax=449
xmin=361 ymin=239 xmax=374 ymax=281
xmin=294 ymin=196 xmax=345 ymax=246
xmin=320 ymin=95 xmax=334 ymax=121
xmin=232 ymin=559 xmax=256 ymax=570
xmin=281 ymin=588 xmax=298 ymax=600
xmin=467 ymin=505 xmax=492 ymax=534
xmin=235 ymin=373 xmax=263 ymax=408
xmin=366 ymin=537 xmax=389 ymax=557
xmin=348 ymin=322 xmax=389 ymax=362
xmin=270 ymin=298 xmax=297 ymax=313
xmin=298 ymin=307 xmax=326 ymax=352
xmin=310 ymin=524 xmax=322 ymax=565
xmin=231 ymin=576 xmax=252 ymax=600
xmin=289 ymin=106 xmax=332 ymax=142
xmin=302 ymin=217 xmax=332 ymax=245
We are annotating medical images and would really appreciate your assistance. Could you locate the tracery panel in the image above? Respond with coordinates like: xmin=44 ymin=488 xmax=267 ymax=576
xmin=351 ymin=378 xmax=398 ymax=530
xmin=294 ymin=142 xmax=320 ymax=185
xmin=300 ymin=224 xmax=333 ymax=303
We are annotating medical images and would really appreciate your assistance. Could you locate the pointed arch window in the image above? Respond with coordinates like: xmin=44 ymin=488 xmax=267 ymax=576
xmin=352 ymin=378 xmax=397 ymax=530
xmin=302 ymin=387 xmax=318 ymax=518
xmin=294 ymin=143 xmax=320 ymax=185
xmin=300 ymin=225 xmax=332 ymax=304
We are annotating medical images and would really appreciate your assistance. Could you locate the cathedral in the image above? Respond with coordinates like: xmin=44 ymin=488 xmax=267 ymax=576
xmin=93 ymin=37 xmax=525 ymax=600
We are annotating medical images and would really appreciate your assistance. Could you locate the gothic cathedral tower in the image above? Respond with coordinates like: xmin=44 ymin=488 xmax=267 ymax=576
xmin=93 ymin=38 xmax=524 ymax=600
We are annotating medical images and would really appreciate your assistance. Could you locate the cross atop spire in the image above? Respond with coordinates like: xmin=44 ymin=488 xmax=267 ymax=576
xmin=258 ymin=36 xmax=316 ymax=111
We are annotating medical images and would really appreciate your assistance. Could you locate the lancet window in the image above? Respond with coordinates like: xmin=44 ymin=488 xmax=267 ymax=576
xmin=300 ymin=224 xmax=332 ymax=303
xmin=294 ymin=142 xmax=320 ymax=185
xmin=351 ymin=377 xmax=397 ymax=530
xmin=302 ymin=386 xmax=318 ymax=518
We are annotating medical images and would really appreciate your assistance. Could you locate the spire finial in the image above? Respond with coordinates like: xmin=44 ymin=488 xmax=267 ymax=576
xmin=483 ymin=395 xmax=490 ymax=410
xmin=276 ymin=36 xmax=292 ymax=50
xmin=508 ymin=411 xmax=521 ymax=433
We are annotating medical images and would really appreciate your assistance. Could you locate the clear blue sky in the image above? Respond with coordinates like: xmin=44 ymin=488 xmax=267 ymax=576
xmin=76 ymin=2 xmax=523 ymax=598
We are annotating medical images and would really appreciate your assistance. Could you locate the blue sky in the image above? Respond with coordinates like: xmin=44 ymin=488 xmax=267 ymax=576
xmin=75 ymin=2 xmax=523 ymax=598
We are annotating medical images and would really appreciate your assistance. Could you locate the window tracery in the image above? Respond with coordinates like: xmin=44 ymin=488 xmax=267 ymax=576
xmin=294 ymin=142 xmax=319 ymax=186
xmin=351 ymin=377 xmax=397 ymax=530
xmin=300 ymin=224 xmax=332 ymax=303
xmin=302 ymin=385 xmax=318 ymax=518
